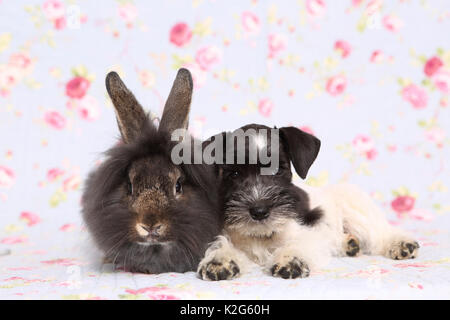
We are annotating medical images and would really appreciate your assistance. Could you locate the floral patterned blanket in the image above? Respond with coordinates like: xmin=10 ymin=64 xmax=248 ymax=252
xmin=1 ymin=0 xmax=449 ymax=299
xmin=0 ymin=214 xmax=449 ymax=299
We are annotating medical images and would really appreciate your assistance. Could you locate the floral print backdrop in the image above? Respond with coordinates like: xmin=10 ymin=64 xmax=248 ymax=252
xmin=0 ymin=0 xmax=449 ymax=299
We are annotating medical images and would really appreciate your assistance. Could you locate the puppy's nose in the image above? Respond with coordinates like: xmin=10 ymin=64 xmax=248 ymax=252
xmin=249 ymin=206 xmax=270 ymax=220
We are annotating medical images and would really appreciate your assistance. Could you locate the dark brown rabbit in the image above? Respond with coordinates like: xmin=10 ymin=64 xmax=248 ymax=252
xmin=81 ymin=69 xmax=222 ymax=274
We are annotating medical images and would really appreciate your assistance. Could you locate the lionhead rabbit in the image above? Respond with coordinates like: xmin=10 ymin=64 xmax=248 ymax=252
xmin=81 ymin=69 xmax=222 ymax=274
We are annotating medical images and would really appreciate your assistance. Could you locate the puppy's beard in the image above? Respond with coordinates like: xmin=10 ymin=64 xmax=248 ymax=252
xmin=225 ymin=208 xmax=296 ymax=237
xmin=224 ymin=183 xmax=299 ymax=237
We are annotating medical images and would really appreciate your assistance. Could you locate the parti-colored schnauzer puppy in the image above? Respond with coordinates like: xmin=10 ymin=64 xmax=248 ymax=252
xmin=198 ymin=124 xmax=419 ymax=280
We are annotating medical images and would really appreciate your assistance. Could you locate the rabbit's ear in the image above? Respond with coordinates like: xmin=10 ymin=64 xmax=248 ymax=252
xmin=105 ymin=71 xmax=147 ymax=143
xmin=159 ymin=68 xmax=193 ymax=134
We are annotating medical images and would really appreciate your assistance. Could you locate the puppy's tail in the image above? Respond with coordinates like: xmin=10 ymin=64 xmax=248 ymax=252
xmin=302 ymin=207 xmax=323 ymax=226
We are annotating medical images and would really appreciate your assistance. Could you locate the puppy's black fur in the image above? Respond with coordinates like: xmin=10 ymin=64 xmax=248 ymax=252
xmin=207 ymin=124 xmax=322 ymax=233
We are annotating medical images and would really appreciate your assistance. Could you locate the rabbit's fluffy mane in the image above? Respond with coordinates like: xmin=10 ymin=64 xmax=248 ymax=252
xmin=81 ymin=116 xmax=222 ymax=273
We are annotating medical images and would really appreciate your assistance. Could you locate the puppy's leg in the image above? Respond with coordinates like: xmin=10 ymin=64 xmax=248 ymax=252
xmin=197 ymin=235 xmax=249 ymax=281
xmin=268 ymin=223 xmax=331 ymax=279
xmin=325 ymin=183 xmax=420 ymax=259
xmin=343 ymin=233 xmax=361 ymax=257
xmin=381 ymin=230 xmax=420 ymax=260
xmin=270 ymin=251 xmax=311 ymax=279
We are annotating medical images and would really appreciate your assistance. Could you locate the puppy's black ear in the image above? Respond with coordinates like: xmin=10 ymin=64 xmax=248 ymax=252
xmin=279 ymin=127 xmax=321 ymax=179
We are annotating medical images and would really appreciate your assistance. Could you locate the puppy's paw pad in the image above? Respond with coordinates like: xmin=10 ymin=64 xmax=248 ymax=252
xmin=271 ymin=257 xmax=310 ymax=279
xmin=198 ymin=259 xmax=240 ymax=281
xmin=345 ymin=235 xmax=360 ymax=257
xmin=389 ymin=241 xmax=420 ymax=260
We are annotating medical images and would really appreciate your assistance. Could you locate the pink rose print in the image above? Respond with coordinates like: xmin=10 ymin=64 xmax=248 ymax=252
xmin=76 ymin=95 xmax=100 ymax=121
xmin=47 ymin=168 xmax=65 ymax=182
xmin=424 ymin=56 xmax=443 ymax=77
xmin=409 ymin=209 xmax=433 ymax=222
xmin=365 ymin=148 xmax=378 ymax=160
xmin=0 ymin=166 xmax=15 ymax=188
xmin=169 ymin=22 xmax=192 ymax=47
xmin=391 ymin=195 xmax=415 ymax=215
xmin=325 ymin=75 xmax=346 ymax=96
xmin=258 ymin=98 xmax=274 ymax=118
xmin=352 ymin=134 xmax=377 ymax=160
xmin=53 ymin=16 xmax=66 ymax=30
xmin=42 ymin=0 xmax=66 ymax=30
xmin=63 ymin=174 xmax=80 ymax=191
xmin=334 ymin=40 xmax=351 ymax=58
xmin=44 ymin=111 xmax=66 ymax=130
xmin=65 ymin=76 xmax=90 ymax=99
xmin=370 ymin=50 xmax=384 ymax=63
xmin=41 ymin=258 xmax=80 ymax=266
xmin=0 ymin=65 xmax=19 ymax=92
xmin=351 ymin=0 xmax=364 ymax=7
xmin=195 ymin=46 xmax=222 ymax=71
xmin=148 ymin=294 xmax=180 ymax=300
xmin=42 ymin=0 xmax=65 ymax=21
xmin=432 ymin=69 xmax=450 ymax=94
xmin=20 ymin=211 xmax=41 ymax=226
xmin=352 ymin=135 xmax=373 ymax=152
xmin=0 ymin=52 xmax=35 ymax=96
xmin=425 ymin=127 xmax=445 ymax=146
xmin=182 ymin=63 xmax=206 ymax=89
xmin=125 ymin=287 xmax=166 ymax=295
xmin=241 ymin=11 xmax=260 ymax=35
xmin=408 ymin=283 xmax=424 ymax=290
xmin=8 ymin=53 xmax=33 ymax=71
xmin=365 ymin=0 xmax=382 ymax=16
xmin=306 ymin=0 xmax=326 ymax=17
xmin=1 ymin=236 xmax=28 ymax=244
xmin=59 ymin=223 xmax=76 ymax=232
xmin=138 ymin=70 xmax=156 ymax=88
xmin=268 ymin=33 xmax=287 ymax=58
xmin=118 ymin=3 xmax=138 ymax=25
xmin=401 ymin=84 xmax=428 ymax=109
xmin=382 ymin=15 xmax=404 ymax=32
xmin=395 ymin=263 xmax=429 ymax=269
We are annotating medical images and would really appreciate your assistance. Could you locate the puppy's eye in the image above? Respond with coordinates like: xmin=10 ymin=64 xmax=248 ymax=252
xmin=231 ymin=171 xmax=239 ymax=178
xmin=175 ymin=178 xmax=182 ymax=195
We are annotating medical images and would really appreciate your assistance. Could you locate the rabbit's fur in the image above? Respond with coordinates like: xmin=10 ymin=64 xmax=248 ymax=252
xmin=81 ymin=69 xmax=222 ymax=274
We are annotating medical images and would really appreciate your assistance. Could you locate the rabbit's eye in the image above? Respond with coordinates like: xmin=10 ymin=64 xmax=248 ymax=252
xmin=127 ymin=179 xmax=133 ymax=195
xmin=231 ymin=171 xmax=239 ymax=178
xmin=175 ymin=178 xmax=182 ymax=195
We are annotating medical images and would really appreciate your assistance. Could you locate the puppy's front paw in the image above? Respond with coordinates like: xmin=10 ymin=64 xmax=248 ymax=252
xmin=198 ymin=258 xmax=240 ymax=281
xmin=389 ymin=240 xmax=420 ymax=260
xmin=271 ymin=257 xmax=310 ymax=279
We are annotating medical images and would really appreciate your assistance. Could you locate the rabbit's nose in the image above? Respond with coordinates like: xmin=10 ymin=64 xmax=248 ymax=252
xmin=147 ymin=224 xmax=163 ymax=238
xmin=135 ymin=223 xmax=165 ymax=239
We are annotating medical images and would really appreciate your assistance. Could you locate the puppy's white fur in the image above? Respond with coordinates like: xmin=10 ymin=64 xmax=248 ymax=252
xmin=198 ymin=182 xmax=418 ymax=279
